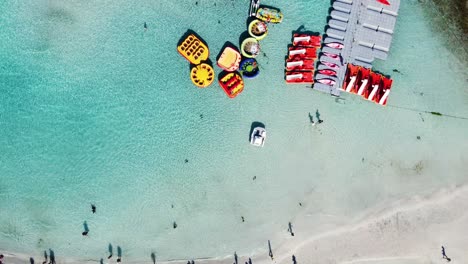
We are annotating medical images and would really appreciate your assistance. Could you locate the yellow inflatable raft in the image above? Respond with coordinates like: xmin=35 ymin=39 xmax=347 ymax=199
xmin=177 ymin=34 xmax=209 ymax=65
xmin=190 ymin=63 xmax=214 ymax=88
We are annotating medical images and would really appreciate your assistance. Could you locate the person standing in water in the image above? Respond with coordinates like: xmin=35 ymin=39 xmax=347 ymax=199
xmin=308 ymin=113 xmax=315 ymax=126
xmin=268 ymin=240 xmax=274 ymax=260
xmin=316 ymin=109 xmax=323 ymax=124
xmin=144 ymin=22 xmax=148 ymax=31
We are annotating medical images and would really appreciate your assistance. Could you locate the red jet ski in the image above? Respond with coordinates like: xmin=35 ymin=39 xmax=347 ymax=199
xmin=325 ymin=42 xmax=344 ymax=49
xmin=316 ymin=78 xmax=336 ymax=86
xmin=322 ymin=52 xmax=341 ymax=61
xmin=320 ymin=61 xmax=340 ymax=70
xmin=317 ymin=69 xmax=337 ymax=77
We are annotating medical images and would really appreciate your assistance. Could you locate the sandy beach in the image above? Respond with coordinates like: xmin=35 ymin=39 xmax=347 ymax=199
xmin=3 ymin=184 xmax=467 ymax=264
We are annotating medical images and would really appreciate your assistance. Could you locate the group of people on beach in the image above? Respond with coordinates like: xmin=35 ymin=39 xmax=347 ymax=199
xmin=80 ymin=204 xmax=123 ymax=263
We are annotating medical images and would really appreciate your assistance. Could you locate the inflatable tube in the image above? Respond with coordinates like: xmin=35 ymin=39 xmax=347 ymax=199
xmin=248 ymin=19 xmax=268 ymax=40
xmin=240 ymin=58 xmax=260 ymax=78
xmin=190 ymin=63 xmax=215 ymax=88
xmin=241 ymin=38 xmax=260 ymax=58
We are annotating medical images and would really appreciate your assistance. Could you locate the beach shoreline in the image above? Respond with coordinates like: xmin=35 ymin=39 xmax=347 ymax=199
xmin=3 ymin=184 xmax=467 ymax=264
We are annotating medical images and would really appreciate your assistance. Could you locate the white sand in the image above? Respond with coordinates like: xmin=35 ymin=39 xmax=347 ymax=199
xmin=2 ymin=184 xmax=467 ymax=264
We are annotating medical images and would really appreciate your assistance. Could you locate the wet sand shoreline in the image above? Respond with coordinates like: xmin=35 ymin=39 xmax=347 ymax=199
xmin=2 ymin=184 xmax=468 ymax=264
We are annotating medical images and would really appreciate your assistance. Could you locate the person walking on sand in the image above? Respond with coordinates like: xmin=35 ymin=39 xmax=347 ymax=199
xmin=268 ymin=240 xmax=274 ymax=260
xmin=441 ymin=246 xmax=451 ymax=262
xmin=315 ymin=109 xmax=323 ymax=124
xmin=0 ymin=253 xmax=4 ymax=264
xmin=308 ymin=113 xmax=315 ymax=126
xmin=288 ymin=222 xmax=295 ymax=236
xmin=42 ymin=251 xmax=48 ymax=264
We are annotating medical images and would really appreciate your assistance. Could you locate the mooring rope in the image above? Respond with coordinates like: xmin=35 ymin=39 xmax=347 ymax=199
xmin=386 ymin=104 xmax=468 ymax=120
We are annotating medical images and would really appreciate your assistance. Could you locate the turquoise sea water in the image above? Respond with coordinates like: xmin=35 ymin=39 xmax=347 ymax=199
xmin=0 ymin=0 xmax=467 ymax=262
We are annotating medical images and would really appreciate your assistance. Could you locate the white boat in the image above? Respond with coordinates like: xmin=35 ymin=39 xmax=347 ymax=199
xmin=250 ymin=127 xmax=266 ymax=147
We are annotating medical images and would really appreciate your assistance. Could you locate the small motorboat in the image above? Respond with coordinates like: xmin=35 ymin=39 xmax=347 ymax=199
xmin=285 ymin=71 xmax=314 ymax=83
xmin=217 ymin=46 xmax=242 ymax=72
xmin=241 ymin=37 xmax=261 ymax=58
xmin=324 ymin=42 xmax=344 ymax=50
xmin=250 ymin=127 xmax=266 ymax=147
xmin=190 ymin=63 xmax=215 ymax=88
xmin=248 ymin=19 xmax=268 ymax=40
xmin=322 ymin=52 xmax=341 ymax=61
xmin=316 ymin=78 xmax=336 ymax=86
xmin=320 ymin=61 xmax=340 ymax=70
xmin=256 ymin=7 xmax=283 ymax=24
xmin=286 ymin=59 xmax=315 ymax=71
xmin=288 ymin=47 xmax=317 ymax=59
xmin=240 ymin=58 xmax=260 ymax=78
xmin=177 ymin=33 xmax=210 ymax=65
xmin=292 ymin=34 xmax=321 ymax=47
xmin=219 ymin=71 xmax=244 ymax=98
xmin=317 ymin=69 xmax=337 ymax=77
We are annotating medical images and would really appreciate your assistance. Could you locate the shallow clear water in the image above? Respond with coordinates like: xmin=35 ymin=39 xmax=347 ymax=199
xmin=0 ymin=0 xmax=467 ymax=262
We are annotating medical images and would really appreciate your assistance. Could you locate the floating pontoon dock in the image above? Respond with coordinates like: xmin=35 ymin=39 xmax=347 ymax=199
xmin=313 ymin=0 xmax=401 ymax=95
